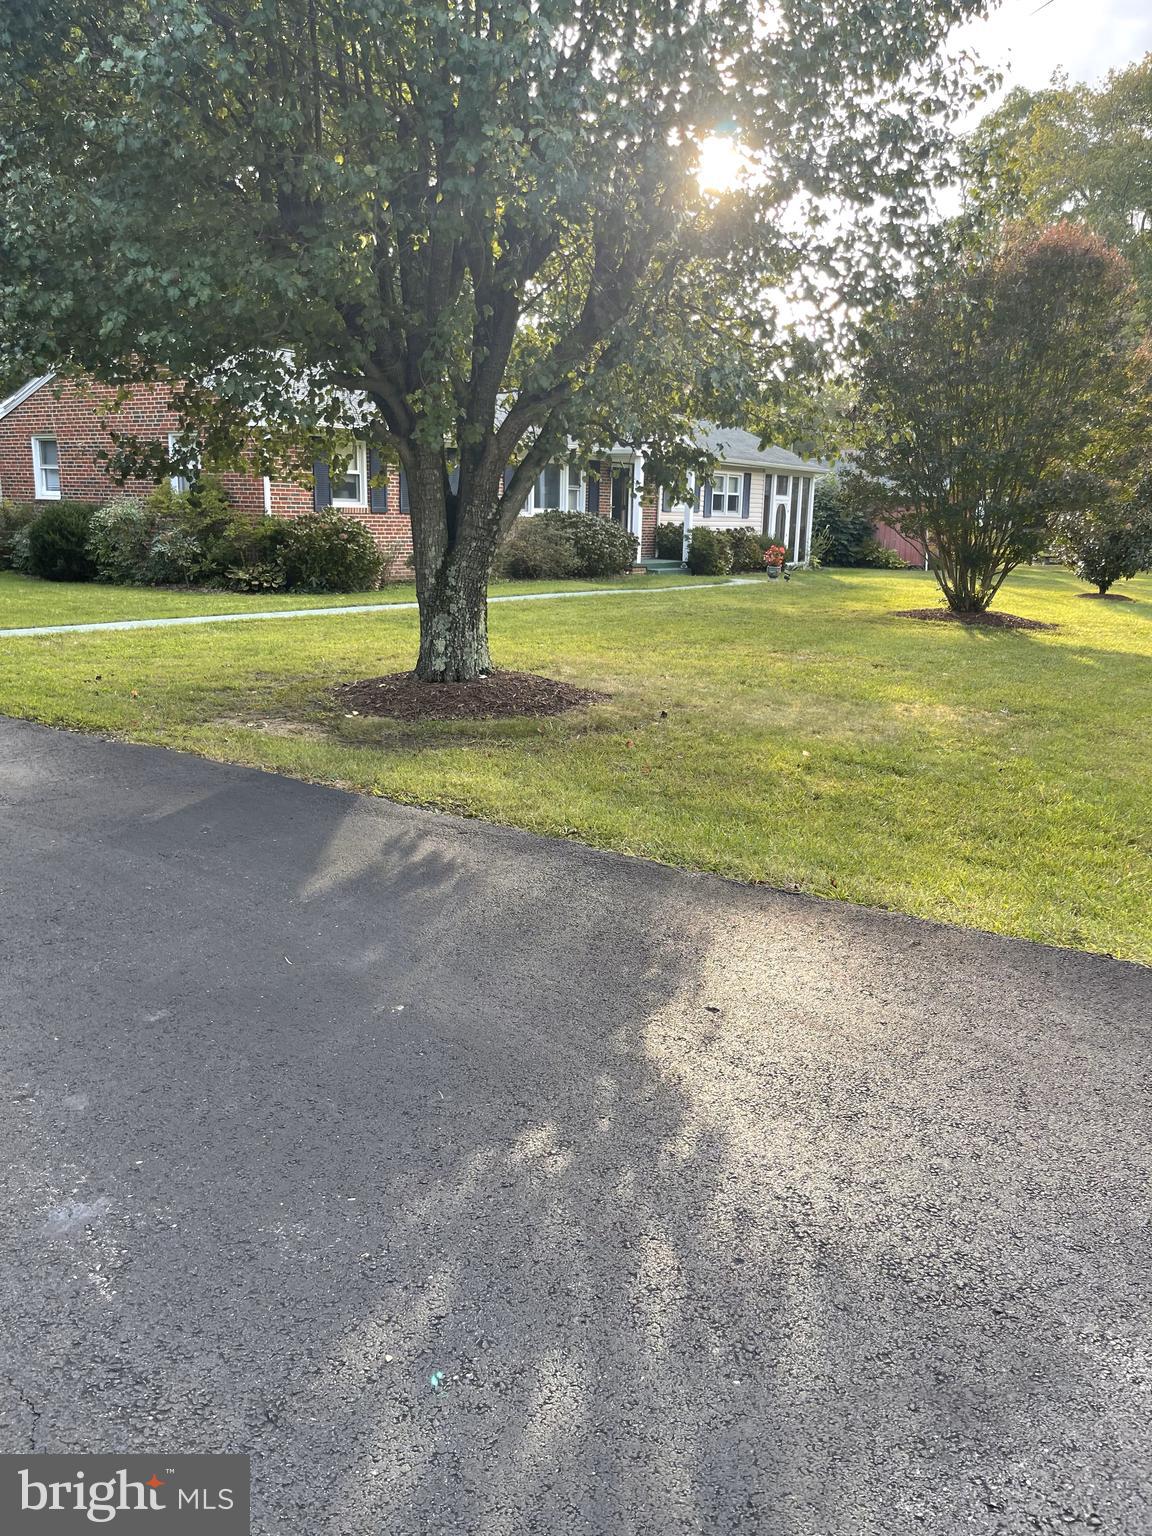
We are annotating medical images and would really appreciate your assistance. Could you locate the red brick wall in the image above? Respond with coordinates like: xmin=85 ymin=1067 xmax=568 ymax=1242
xmin=0 ymin=377 xmax=416 ymax=561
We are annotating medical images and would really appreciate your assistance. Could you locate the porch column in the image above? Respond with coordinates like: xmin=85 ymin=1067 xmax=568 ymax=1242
xmin=682 ymin=472 xmax=695 ymax=563
xmin=631 ymin=451 xmax=646 ymax=559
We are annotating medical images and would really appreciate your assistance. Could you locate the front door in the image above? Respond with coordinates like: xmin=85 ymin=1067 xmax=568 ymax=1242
xmin=610 ymin=464 xmax=632 ymax=526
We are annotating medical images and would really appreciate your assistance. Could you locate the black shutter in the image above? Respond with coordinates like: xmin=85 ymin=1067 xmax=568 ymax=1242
xmin=741 ymin=472 xmax=752 ymax=520
xmin=313 ymin=460 xmax=331 ymax=511
xmin=701 ymin=479 xmax=713 ymax=518
xmin=398 ymin=470 xmax=410 ymax=515
xmin=368 ymin=450 xmax=387 ymax=512
xmin=586 ymin=462 xmax=600 ymax=516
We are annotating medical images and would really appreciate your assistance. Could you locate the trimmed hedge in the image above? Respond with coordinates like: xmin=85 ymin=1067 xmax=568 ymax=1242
xmin=534 ymin=510 xmax=637 ymax=577
xmin=686 ymin=526 xmax=732 ymax=575
xmin=27 ymin=501 xmax=98 ymax=581
xmin=278 ymin=509 xmax=385 ymax=592
xmin=495 ymin=518 xmax=579 ymax=580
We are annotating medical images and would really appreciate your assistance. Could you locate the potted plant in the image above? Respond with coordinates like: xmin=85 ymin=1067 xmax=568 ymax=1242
xmin=763 ymin=543 xmax=788 ymax=579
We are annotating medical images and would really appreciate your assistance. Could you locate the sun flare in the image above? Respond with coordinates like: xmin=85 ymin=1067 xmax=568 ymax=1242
xmin=696 ymin=134 xmax=745 ymax=195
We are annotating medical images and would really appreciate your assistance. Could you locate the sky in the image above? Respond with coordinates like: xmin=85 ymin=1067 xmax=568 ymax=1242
xmin=953 ymin=0 xmax=1152 ymax=100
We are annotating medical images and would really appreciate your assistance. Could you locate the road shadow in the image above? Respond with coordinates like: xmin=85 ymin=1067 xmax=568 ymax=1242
xmin=0 ymin=723 xmax=1149 ymax=1534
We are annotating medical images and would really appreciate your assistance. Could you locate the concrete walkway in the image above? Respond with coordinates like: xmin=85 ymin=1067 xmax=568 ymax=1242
xmin=0 ymin=718 xmax=1148 ymax=1535
xmin=0 ymin=576 xmax=756 ymax=639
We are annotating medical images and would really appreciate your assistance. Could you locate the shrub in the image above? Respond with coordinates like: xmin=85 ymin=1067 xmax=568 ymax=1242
xmin=8 ymin=526 xmax=33 ymax=573
xmin=720 ymin=526 xmax=766 ymax=572
xmin=27 ymin=501 xmax=98 ymax=581
xmin=87 ymin=497 xmax=155 ymax=583
xmin=654 ymin=520 xmax=685 ymax=559
xmin=200 ymin=513 xmax=287 ymax=580
xmin=858 ymin=537 xmax=907 ymax=569
xmin=1050 ymin=473 xmax=1152 ymax=594
xmin=534 ymin=510 xmax=637 ymax=577
xmin=144 ymin=526 xmax=207 ymax=585
xmin=686 ymin=525 xmax=733 ymax=575
xmin=495 ymin=518 xmax=579 ymax=580
xmin=811 ymin=476 xmax=875 ymax=565
xmin=0 ymin=502 xmax=38 ymax=569
xmin=278 ymin=510 xmax=384 ymax=592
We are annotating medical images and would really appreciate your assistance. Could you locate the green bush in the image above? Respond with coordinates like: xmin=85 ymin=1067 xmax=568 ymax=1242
xmin=8 ymin=526 xmax=33 ymax=573
xmin=720 ymin=526 xmax=766 ymax=572
xmin=27 ymin=501 xmax=98 ymax=581
xmin=144 ymin=526 xmax=206 ymax=585
xmin=87 ymin=497 xmax=155 ymax=583
xmin=0 ymin=502 xmax=38 ymax=570
xmin=200 ymin=513 xmax=286 ymax=579
xmin=495 ymin=518 xmax=579 ymax=580
xmin=811 ymin=476 xmax=875 ymax=565
xmin=278 ymin=510 xmax=384 ymax=592
xmin=858 ymin=537 xmax=907 ymax=569
xmin=686 ymin=525 xmax=733 ymax=575
xmin=535 ymin=510 xmax=637 ymax=577
xmin=654 ymin=521 xmax=685 ymax=559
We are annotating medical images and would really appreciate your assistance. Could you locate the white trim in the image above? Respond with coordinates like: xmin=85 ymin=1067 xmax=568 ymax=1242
xmin=31 ymin=434 xmax=61 ymax=500
xmin=167 ymin=431 xmax=200 ymax=494
xmin=0 ymin=374 xmax=55 ymax=421
xmin=330 ymin=442 xmax=368 ymax=507
xmin=262 ymin=476 xmax=272 ymax=516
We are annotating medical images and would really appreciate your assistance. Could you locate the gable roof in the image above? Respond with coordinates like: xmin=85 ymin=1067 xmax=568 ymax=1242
xmin=0 ymin=374 xmax=56 ymax=420
xmin=692 ymin=424 xmax=829 ymax=474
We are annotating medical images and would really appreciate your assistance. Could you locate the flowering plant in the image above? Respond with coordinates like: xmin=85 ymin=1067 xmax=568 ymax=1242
xmin=763 ymin=543 xmax=787 ymax=569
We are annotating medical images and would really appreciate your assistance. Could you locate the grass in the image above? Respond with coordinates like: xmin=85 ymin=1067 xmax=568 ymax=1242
xmin=0 ymin=569 xmax=716 ymax=628
xmin=1 ymin=564 xmax=1149 ymax=963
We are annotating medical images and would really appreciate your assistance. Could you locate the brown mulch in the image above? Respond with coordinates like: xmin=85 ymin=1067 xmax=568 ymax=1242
xmin=893 ymin=608 xmax=1058 ymax=632
xmin=1077 ymin=591 xmax=1134 ymax=602
xmin=332 ymin=668 xmax=608 ymax=721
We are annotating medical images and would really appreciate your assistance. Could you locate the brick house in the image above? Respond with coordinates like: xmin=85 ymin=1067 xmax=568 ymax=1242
xmin=0 ymin=375 xmax=827 ymax=563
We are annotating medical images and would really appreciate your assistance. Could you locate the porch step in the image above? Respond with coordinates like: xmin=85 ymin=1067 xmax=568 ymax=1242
xmin=641 ymin=558 xmax=686 ymax=573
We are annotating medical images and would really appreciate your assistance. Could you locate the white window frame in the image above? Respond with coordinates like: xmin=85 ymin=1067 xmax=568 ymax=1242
xmin=775 ymin=474 xmax=791 ymax=497
xmin=32 ymin=435 xmax=61 ymax=500
xmin=526 ymin=463 xmax=582 ymax=514
xmin=709 ymin=473 xmax=741 ymax=516
xmin=168 ymin=432 xmax=200 ymax=495
xmin=330 ymin=442 xmax=368 ymax=507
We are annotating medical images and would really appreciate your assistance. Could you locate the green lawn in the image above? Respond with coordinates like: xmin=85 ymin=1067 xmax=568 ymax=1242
xmin=0 ymin=568 xmax=715 ymax=628
xmin=2 ymin=564 xmax=1149 ymax=962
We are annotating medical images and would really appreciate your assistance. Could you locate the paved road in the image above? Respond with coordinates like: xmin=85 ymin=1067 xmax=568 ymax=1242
xmin=0 ymin=718 xmax=1148 ymax=1535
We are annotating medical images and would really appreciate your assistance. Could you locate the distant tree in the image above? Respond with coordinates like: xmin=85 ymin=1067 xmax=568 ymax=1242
xmin=963 ymin=58 xmax=1152 ymax=323
xmin=1043 ymin=470 xmax=1152 ymax=595
xmin=0 ymin=0 xmax=989 ymax=680
xmin=851 ymin=224 xmax=1140 ymax=614
xmin=810 ymin=475 xmax=875 ymax=566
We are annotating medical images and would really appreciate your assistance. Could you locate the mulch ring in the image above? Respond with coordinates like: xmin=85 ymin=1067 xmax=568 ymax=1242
xmin=1077 ymin=591 xmax=1134 ymax=601
xmin=332 ymin=668 xmax=608 ymax=722
xmin=893 ymin=608 xmax=1058 ymax=632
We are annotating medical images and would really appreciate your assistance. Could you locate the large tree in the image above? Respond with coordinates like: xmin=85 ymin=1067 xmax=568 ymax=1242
xmin=1 ymin=0 xmax=986 ymax=679
xmin=963 ymin=57 xmax=1152 ymax=324
xmin=851 ymin=224 xmax=1141 ymax=613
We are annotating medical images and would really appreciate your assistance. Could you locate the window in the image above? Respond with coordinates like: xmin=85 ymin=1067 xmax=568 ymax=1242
xmin=331 ymin=443 xmax=367 ymax=505
xmin=527 ymin=464 xmax=582 ymax=513
xmin=709 ymin=473 xmax=741 ymax=516
xmin=566 ymin=466 xmax=583 ymax=512
xmin=32 ymin=436 xmax=60 ymax=500
xmin=775 ymin=474 xmax=791 ymax=497
xmin=168 ymin=432 xmax=200 ymax=495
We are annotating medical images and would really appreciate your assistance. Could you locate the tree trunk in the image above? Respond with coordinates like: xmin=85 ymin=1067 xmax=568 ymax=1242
xmin=406 ymin=446 xmax=503 ymax=683
xmin=414 ymin=551 xmax=492 ymax=681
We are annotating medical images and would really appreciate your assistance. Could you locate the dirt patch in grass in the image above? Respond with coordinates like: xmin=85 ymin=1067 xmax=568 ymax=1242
xmin=210 ymin=715 xmax=330 ymax=740
xmin=332 ymin=669 xmax=608 ymax=721
xmin=1076 ymin=591 xmax=1135 ymax=602
xmin=893 ymin=608 xmax=1058 ymax=632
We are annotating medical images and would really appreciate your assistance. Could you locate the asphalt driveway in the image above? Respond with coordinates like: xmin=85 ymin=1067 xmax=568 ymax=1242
xmin=0 ymin=717 xmax=1148 ymax=1535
